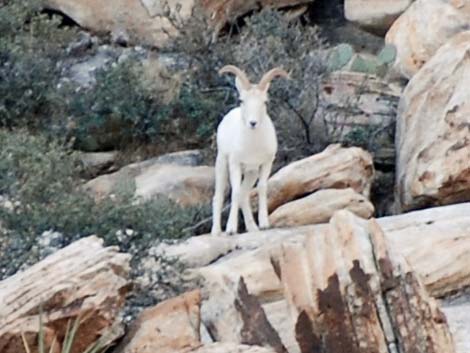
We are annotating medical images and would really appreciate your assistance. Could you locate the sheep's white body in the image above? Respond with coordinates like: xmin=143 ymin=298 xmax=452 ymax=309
xmin=217 ymin=107 xmax=277 ymax=167
xmin=211 ymin=66 xmax=288 ymax=236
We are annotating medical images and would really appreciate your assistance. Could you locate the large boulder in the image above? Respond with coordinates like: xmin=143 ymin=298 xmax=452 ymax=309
xmin=179 ymin=203 xmax=470 ymax=298
xmin=84 ymin=151 xmax=214 ymax=206
xmin=344 ymin=0 xmax=414 ymax=34
xmin=44 ymin=0 xmax=314 ymax=47
xmin=193 ymin=208 xmax=467 ymax=353
xmin=44 ymin=0 xmax=195 ymax=47
xmin=0 ymin=236 xmax=131 ymax=353
xmin=385 ymin=0 xmax=470 ymax=79
xmin=265 ymin=144 xmax=375 ymax=213
xmin=395 ymin=31 xmax=470 ymax=211
xmin=157 ymin=203 xmax=470 ymax=352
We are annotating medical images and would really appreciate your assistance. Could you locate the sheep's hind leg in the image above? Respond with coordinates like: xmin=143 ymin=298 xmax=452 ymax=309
xmin=226 ymin=161 xmax=242 ymax=235
xmin=211 ymin=155 xmax=227 ymax=236
xmin=240 ymin=170 xmax=259 ymax=233
xmin=258 ymin=160 xmax=273 ymax=229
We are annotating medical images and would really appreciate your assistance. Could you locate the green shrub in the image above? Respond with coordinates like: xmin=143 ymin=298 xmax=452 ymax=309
xmin=67 ymin=61 xmax=162 ymax=151
xmin=67 ymin=60 xmax=224 ymax=151
xmin=0 ymin=0 xmax=76 ymax=130
xmin=0 ymin=130 xmax=211 ymax=279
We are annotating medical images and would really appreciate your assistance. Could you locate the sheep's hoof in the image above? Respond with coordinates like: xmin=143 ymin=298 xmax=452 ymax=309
xmin=226 ymin=229 xmax=238 ymax=236
xmin=211 ymin=227 xmax=222 ymax=236
xmin=246 ymin=225 xmax=259 ymax=233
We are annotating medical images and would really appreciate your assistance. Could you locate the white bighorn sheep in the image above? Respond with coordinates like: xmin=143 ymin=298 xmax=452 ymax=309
xmin=211 ymin=65 xmax=289 ymax=236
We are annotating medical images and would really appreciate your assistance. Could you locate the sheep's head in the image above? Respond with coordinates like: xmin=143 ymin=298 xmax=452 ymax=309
xmin=219 ymin=65 xmax=289 ymax=130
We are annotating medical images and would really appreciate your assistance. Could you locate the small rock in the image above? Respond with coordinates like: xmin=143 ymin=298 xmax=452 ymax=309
xmin=114 ymin=290 xmax=202 ymax=353
xmin=262 ymin=144 xmax=375 ymax=213
xmin=269 ymin=188 xmax=375 ymax=227
xmin=37 ymin=230 xmax=64 ymax=258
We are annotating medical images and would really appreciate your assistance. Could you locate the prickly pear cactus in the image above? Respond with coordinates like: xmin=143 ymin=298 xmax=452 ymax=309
xmin=328 ymin=43 xmax=396 ymax=78
xmin=328 ymin=43 xmax=354 ymax=71
xmin=349 ymin=54 xmax=387 ymax=77
xmin=377 ymin=44 xmax=397 ymax=65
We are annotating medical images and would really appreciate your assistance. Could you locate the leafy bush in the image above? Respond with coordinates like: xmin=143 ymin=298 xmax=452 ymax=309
xmin=0 ymin=130 xmax=211 ymax=279
xmin=0 ymin=54 xmax=60 ymax=129
xmin=67 ymin=60 xmax=224 ymax=151
xmin=67 ymin=61 xmax=162 ymax=151
xmin=0 ymin=0 xmax=77 ymax=129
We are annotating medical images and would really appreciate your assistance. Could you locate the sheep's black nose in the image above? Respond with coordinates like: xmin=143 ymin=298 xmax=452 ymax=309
xmin=250 ymin=121 xmax=257 ymax=128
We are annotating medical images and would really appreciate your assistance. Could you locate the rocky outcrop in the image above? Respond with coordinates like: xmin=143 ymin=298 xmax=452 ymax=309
xmin=0 ymin=236 xmax=131 ymax=353
xmin=280 ymin=211 xmax=454 ymax=353
xmin=344 ymin=0 xmax=414 ymax=34
xmin=44 ymin=0 xmax=195 ymax=47
xmin=193 ymin=208 xmax=465 ymax=353
xmin=386 ymin=0 xmax=470 ymax=79
xmin=115 ymin=290 xmax=201 ymax=353
xmin=84 ymin=151 xmax=214 ymax=206
xmin=44 ymin=0 xmax=314 ymax=46
xmin=265 ymin=144 xmax=375 ymax=213
xmin=395 ymin=31 xmax=470 ymax=211
xmin=174 ymin=203 xmax=470 ymax=298
xmin=120 ymin=203 xmax=470 ymax=353
xmin=269 ymin=188 xmax=374 ymax=227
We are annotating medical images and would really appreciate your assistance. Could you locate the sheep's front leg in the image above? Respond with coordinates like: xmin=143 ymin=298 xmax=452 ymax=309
xmin=211 ymin=154 xmax=228 ymax=236
xmin=258 ymin=160 xmax=273 ymax=229
xmin=240 ymin=170 xmax=259 ymax=233
xmin=226 ymin=160 xmax=242 ymax=235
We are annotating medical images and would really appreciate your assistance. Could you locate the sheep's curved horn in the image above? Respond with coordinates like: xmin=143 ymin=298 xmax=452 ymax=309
xmin=258 ymin=68 xmax=290 ymax=91
xmin=219 ymin=65 xmax=251 ymax=90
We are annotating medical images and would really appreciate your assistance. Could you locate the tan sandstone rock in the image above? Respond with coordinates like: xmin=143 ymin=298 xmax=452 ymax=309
xmin=0 ymin=236 xmax=131 ymax=353
xmin=190 ymin=202 xmax=470 ymax=299
xmin=84 ymin=155 xmax=214 ymax=206
xmin=269 ymin=188 xmax=375 ymax=227
xmin=115 ymin=290 xmax=201 ymax=353
xmin=264 ymin=144 xmax=375 ymax=213
xmin=44 ymin=0 xmax=195 ymax=47
xmin=195 ymin=207 xmax=467 ymax=353
xmin=386 ymin=0 xmax=470 ymax=79
xmin=395 ymin=31 xmax=470 ymax=211
xmin=345 ymin=0 xmax=414 ymax=34
xmin=279 ymin=211 xmax=455 ymax=353
xmin=44 ymin=0 xmax=314 ymax=47
xmin=134 ymin=164 xmax=214 ymax=205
